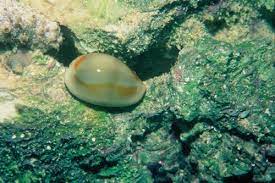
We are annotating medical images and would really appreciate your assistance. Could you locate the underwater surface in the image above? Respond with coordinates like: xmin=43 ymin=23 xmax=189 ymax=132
xmin=0 ymin=0 xmax=274 ymax=182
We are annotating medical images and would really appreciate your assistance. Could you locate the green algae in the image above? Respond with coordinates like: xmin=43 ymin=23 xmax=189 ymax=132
xmin=172 ymin=37 xmax=274 ymax=142
xmin=0 ymin=0 xmax=274 ymax=182
xmin=189 ymin=130 xmax=266 ymax=182
xmin=0 ymin=105 xmax=114 ymax=181
xmin=71 ymin=0 xmax=219 ymax=62
xmin=85 ymin=0 xmax=131 ymax=23
xmin=122 ymin=0 xmax=175 ymax=10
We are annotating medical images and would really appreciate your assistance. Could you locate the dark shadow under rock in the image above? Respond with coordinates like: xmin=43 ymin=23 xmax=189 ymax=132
xmin=47 ymin=25 xmax=80 ymax=67
xmin=130 ymin=47 xmax=178 ymax=81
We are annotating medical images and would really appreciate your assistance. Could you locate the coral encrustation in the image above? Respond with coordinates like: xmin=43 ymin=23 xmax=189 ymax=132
xmin=0 ymin=0 xmax=63 ymax=52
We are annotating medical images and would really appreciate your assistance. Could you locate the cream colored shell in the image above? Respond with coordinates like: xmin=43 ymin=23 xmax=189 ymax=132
xmin=64 ymin=53 xmax=146 ymax=107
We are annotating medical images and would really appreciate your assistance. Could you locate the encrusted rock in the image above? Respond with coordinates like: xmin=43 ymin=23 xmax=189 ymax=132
xmin=0 ymin=0 xmax=63 ymax=52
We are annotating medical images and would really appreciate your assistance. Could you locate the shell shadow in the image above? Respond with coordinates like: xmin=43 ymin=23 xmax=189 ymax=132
xmin=65 ymin=84 xmax=145 ymax=114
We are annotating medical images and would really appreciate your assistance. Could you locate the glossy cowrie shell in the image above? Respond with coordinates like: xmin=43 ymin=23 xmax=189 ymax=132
xmin=65 ymin=53 xmax=146 ymax=107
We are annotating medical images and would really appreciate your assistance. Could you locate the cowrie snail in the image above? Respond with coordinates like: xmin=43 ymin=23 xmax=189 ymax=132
xmin=64 ymin=53 xmax=146 ymax=107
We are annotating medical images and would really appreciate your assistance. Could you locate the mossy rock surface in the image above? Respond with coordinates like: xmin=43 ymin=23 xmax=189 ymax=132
xmin=171 ymin=37 xmax=274 ymax=143
xmin=0 ymin=0 xmax=274 ymax=182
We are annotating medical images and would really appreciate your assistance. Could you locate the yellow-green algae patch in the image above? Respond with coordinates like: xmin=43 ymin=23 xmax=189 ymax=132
xmin=20 ymin=0 xmax=134 ymax=28
xmin=213 ymin=21 xmax=274 ymax=43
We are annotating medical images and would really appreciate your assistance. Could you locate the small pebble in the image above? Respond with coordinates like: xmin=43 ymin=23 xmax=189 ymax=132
xmin=6 ymin=50 xmax=32 ymax=75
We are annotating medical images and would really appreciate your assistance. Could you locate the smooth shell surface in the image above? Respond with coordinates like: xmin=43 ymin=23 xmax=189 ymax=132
xmin=65 ymin=53 xmax=146 ymax=107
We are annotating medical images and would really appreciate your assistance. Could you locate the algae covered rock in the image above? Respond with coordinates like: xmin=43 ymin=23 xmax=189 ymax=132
xmin=0 ymin=105 xmax=134 ymax=182
xmin=0 ymin=0 xmax=274 ymax=182
xmin=171 ymin=37 xmax=274 ymax=143
xmin=23 ymin=0 xmax=217 ymax=62
xmin=0 ymin=0 xmax=62 ymax=52
xmin=166 ymin=37 xmax=274 ymax=182
xmin=188 ymin=130 xmax=267 ymax=182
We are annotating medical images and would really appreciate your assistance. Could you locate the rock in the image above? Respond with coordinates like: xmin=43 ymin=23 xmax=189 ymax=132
xmin=0 ymin=0 xmax=62 ymax=52
xmin=7 ymin=60 xmax=24 ymax=75
xmin=46 ymin=87 xmax=66 ymax=102
xmin=170 ymin=37 xmax=274 ymax=143
xmin=0 ymin=0 xmax=274 ymax=182
xmin=6 ymin=50 xmax=32 ymax=75
xmin=0 ymin=90 xmax=18 ymax=122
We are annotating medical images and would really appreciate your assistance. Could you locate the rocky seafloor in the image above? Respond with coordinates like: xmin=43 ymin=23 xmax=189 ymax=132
xmin=0 ymin=0 xmax=274 ymax=182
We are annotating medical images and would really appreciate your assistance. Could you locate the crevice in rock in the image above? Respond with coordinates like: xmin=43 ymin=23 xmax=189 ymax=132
xmin=170 ymin=119 xmax=183 ymax=139
xmin=147 ymin=162 xmax=173 ymax=183
xmin=259 ymin=7 xmax=275 ymax=31
xmin=204 ymin=19 xmax=227 ymax=35
xmin=223 ymin=170 xmax=253 ymax=183
xmin=204 ymin=115 xmax=260 ymax=144
xmin=170 ymin=102 xmax=263 ymax=144
xmin=45 ymin=0 xmax=221 ymax=81
xmin=130 ymin=109 xmax=174 ymax=143
xmin=202 ymin=0 xmax=228 ymax=35
xmin=267 ymin=154 xmax=275 ymax=163
xmin=170 ymin=118 xmax=196 ymax=138
xmin=263 ymin=144 xmax=275 ymax=163
xmin=169 ymin=118 xmax=195 ymax=156
xmin=130 ymin=0 xmax=221 ymax=80
xmin=181 ymin=141 xmax=191 ymax=156
xmin=217 ymin=114 xmax=260 ymax=143
xmin=169 ymin=111 xmax=264 ymax=158
xmin=78 ymin=157 xmax=117 ymax=175
xmin=130 ymin=46 xmax=178 ymax=81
